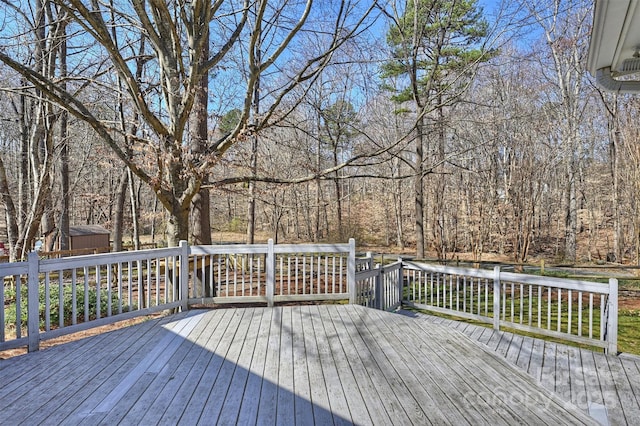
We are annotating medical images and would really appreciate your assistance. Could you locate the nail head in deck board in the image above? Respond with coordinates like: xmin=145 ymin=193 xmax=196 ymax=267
xmin=2 ymin=305 xmax=596 ymax=425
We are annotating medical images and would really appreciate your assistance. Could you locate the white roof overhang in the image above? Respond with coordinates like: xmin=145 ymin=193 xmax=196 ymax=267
xmin=588 ymin=0 xmax=640 ymax=92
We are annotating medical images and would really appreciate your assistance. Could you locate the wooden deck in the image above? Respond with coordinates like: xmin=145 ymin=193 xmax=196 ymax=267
xmin=0 ymin=305 xmax=595 ymax=425
xmin=401 ymin=310 xmax=640 ymax=426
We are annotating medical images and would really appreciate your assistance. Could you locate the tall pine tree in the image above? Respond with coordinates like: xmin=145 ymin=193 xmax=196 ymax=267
xmin=381 ymin=0 xmax=493 ymax=258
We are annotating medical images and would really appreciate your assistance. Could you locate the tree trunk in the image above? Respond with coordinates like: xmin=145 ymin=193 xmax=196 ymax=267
xmin=247 ymin=47 xmax=261 ymax=244
xmin=190 ymin=20 xmax=212 ymax=247
xmin=127 ymin=168 xmax=140 ymax=250
xmin=415 ymin=115 xmax=425 ymax=259
xmin=334 ymin=148 xmax=343 ymax=240
xmin=59 ymin=22 xmax=70 ymax=252
xmin=112 ymin=168 xmax=128 ymax=252
xmin=166 ymin=200 xmax=190 ymax=247
xmin=59 ymin=114 xmax=70 ymax=251
xmin=564 ymin=153 xmax=577 ymax=262
xmin=0 ymin=156 xmax=20 ymax=261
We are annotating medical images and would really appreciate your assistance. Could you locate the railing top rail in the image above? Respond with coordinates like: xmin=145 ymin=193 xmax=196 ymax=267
xmin=38 ymin=246 xmax=182 ymax=272
xmin=382 ymin=261 xmax=403 ymax=272
xmin=355 ymin=268 xmax=379 ymax=280
xmin=404 ymin=260 xmax=610 ymax=295
xmin=403 ymin=261 xmax=494 ymax=280
xmin=189 ymin=242 xmax=351 ymax=256
xmin=499 ymin=271 xmax=610 ymax=294
xmin=0 ymin=261 xmax=29 ymax=276
xmin=190 ymin=244 xmax=269 ymax=255
xmin=273 ymin=243 xmax=350 ymax=254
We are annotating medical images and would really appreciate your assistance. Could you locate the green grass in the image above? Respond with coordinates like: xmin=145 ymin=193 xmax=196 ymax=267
xmin=617 ymin=309 xmax=640 ymax=355
xmin=407 ymin=302 xmax=640 ymax=355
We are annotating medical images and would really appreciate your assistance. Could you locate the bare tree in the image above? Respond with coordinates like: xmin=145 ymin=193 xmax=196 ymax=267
xmin=1 ymin=0 xmax=377 ymax=246
xmin=526 ymin=0 xmax=592 ymax=262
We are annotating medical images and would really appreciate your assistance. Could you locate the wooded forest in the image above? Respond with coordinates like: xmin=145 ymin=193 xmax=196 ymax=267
xmin=0 ymin=0 xmax=636 ymax=265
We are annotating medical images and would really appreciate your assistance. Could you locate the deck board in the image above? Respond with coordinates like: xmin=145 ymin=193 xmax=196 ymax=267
xmin=1 ymin=305 xmax=596 ymax=425
xmin=317 ymin=305 xmax=372 ymax=424
xmin=401 ymin=310 xmax=640 ymax=425
xmin=290 ymin=307 xmax=315 ymax=426
xmin=335 ymin=305 xmax=411 ymax=423
xmin=0 ymin=312 xmax=188 ymax=423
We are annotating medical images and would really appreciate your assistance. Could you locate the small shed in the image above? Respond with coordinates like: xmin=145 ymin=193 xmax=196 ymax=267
xmin=69 ymin=225 xmax=111 ymax=251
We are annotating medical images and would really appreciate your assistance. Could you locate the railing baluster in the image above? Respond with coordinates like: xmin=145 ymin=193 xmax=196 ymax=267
xmin=510 ymin=282 xmax=514 ymax=323
xmin=547 ymin=287 xmax=552 ymax=330
xmin=45 ymin=272 xmax=51 ymax=332
xmin=456 ymin=276 xmax=460 ymax=311
xmin=589 ymin=293 xmax=594 ymax=339
xmin=519 ymin=284 xmax=524 ymax=325
xmin=72 ymin=268 xmax=78 ymax=325
xmin=567 ymin=289 xmax=572 ymax=335
xmin=528 ymin=285 xmax=532 ymax=326
xmin=558 ymin=288 xmax=562 ymax=333
xmin=578 ymin=291 xmax=583 ymax=337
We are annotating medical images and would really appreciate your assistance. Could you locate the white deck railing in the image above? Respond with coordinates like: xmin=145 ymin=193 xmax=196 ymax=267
xmin=354 ymin=254 xmax=402 ymax=311
xmin=188 ymin=240 xmax=356 ymax=305
xmin=355 ymin=257 xmax=618 ymax=354
xmin=1 ymin=239 xmax=356 ymax=352
xmin=2 ymin=244 xmax=617 ymax=355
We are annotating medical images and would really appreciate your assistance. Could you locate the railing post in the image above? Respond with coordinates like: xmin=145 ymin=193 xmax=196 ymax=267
xmin=27 ymin=251 xmax=40 ymax=352
xmin=366 ymin=251 xmax=373 ymax=270
xmin=348 ymin=238 xmax=356 ymax=304
xmin=493 ymin=266 xmax=501 ymax=331
xmin=398 ymin=257 xmax=404 ymax=309
xmin=607 ymin=278 xmax=618 ymax=355
xmin=266 ymin=239 xmax=275 ymax=307
xmin=375 ymin=265 xmax=383 ymax=310
xmin=179 ymin=240 xmax=189 ymax=311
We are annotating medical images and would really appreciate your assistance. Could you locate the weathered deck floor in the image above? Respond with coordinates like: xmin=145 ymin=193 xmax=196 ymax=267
xmin=0 ymin=305 xmax=595 ymax=425
xmin=401 ymin=310 xmax=640 ymax=426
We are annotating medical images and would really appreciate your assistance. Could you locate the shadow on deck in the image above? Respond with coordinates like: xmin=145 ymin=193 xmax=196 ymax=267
xmin=0 ymin=305 xmax=595 ymax=425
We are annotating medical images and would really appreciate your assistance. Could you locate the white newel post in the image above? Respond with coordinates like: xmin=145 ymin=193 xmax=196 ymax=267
xmin=366 ymin=252 xmax=373 ymax=270
xmin=179 ymin=240 xmax=189 ymax=311
xmin=266 ymin=239 xmax=275 ymax=307
xmin=398 ymin=258 xmax=404 ymax=309
xmin=348 ymin=238 xmax=356 ymax=304
xmin=608 ymin=278 xmax=618 ymax=355
xmin=493 ymin=266 xmax=501 ymax=331
xmin=27 ymin=251 xmax=40 ymax=352
xmin=375 ymin=265 xmax=383 ymax=310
